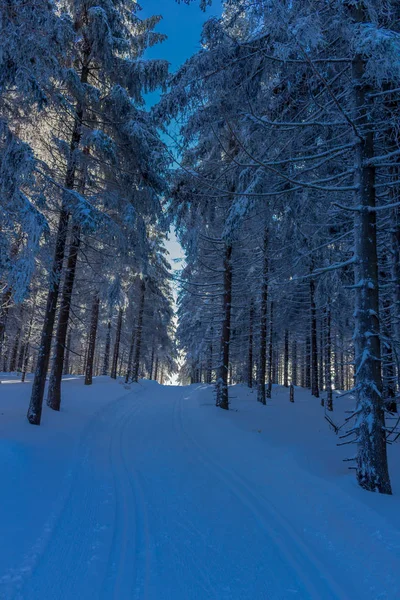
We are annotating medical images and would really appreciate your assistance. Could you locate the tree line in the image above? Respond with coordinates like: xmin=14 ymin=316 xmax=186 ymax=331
xmin=0 ymin=0 xmax=177 ymax=424
xmin=158 ymin=0 xmax=400 ymax=495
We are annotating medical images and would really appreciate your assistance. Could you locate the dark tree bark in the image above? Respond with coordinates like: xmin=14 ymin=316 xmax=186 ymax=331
xmin=132 ymin=279 xmax=146 ymax=383
xmin=27 ymin=207 xmax=70 ymax=424
xmin=9 ymin=326 xmax=21 ymax=373
xmin=125 ymin=324 xmax=136 ymax=384
xmin=350 ymin=2 xmax=392 ymax=494
xmin=248 ymin=300 xmax=254 ymax=389
xmin=325 ymin=303 xmax=333 ymax=411
xmin=216 ymin=244 xmax=232 ymax=410
xmin=310 ymin=278 xmax=319 ymax=398
xmin=305 ymin=336 xmax=311 ymax=388
xmin=292 ymin=340 xmax=297 ymax=386
xmin=257 ymin=231 xmax=268 ymax=404
xmin=84 ymin=294 xmax=100 ymax=386
xmin=102 ymin=317 xmax=112 ymax=375
xmin=284 ymin=329 xmax=289 ymax=387
xmin=154 ymin=357 xmax=159 ymax=382
xmin=63 ymin=330 xmax=72 ymax=375
xmin=319 ymin=316 xmax=324 ymax=398
xmin=110 ymin=307 xmax=123 ymax=379
xmin=267 ymin=301 xmax=274 ymax=399
xmin=27 ymin=59 xmax=89 ymax=425
xmin=47 ymin=225 xmax=81 ymax=411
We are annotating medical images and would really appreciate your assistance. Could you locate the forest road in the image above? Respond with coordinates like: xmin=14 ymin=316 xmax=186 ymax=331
xmin=12 ymin=383 xmax=347 ymax=600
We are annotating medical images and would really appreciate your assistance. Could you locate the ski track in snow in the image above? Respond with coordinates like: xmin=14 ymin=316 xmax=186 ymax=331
xmin=1 ymin=380 xmax=399 ymax=599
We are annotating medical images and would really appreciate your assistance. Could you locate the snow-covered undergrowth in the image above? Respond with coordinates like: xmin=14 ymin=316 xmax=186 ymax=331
xmin=0 ymin=377 xmax=399 ymax=599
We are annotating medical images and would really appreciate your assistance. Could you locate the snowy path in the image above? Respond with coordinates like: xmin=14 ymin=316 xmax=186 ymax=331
xmin=1 ymin=379 xmax=400 ymax=599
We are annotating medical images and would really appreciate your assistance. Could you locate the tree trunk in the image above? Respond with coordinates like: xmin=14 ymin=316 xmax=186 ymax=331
xmin=47 ymin=225 xmax=81 ymax=411
xmin=63 ymin=330 xmax=72 ymax=375
xmin=125 ymin=324 xmax=136 ymax=383
xmin=284 ymin=329 xmax=289 ymax=387
xmin=132 ymin=279 xmax=146 ymax=383
xmin=84 ymin=294 xmax=100 ymax=385
xmin=305 ymin=336 xmax=311 ymax=388
xmin=351 ymin=5 xmax=391 ymax=494
xmin=110 ymin=307 xmax=123 ymax=379
xmin=267 ymin=301 xmax=274 ymax=399
xmin=216 ymin=244 xmax=232 ymax=410
xmin=9 ymin=327 xmax=21 ymax=373
xmin=319 ymin=315 xmax=324 ymax=397
xmin=248 ymin=300 xmax=254 ymax=389
xmin=325 ymin=303 xmax=333 ymax=411
xmin=102 ymin=317 xmax=112 ymax=375
xmin=27 ymin=60 xmax=89 ymax=425
xmin=257 ymin=231 xmax=268 ymax=404
xmin=292 ymin=340 xmax=297 ymax=386
xmin=310 ymin=278 xmax=319 ymax=398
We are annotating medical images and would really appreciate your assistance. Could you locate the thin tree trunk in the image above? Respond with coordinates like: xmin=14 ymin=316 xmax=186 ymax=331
xmin=133 ymin=279 xmax=146 ymax=383
xmin=310 ymin=278 xmax=319 ymax=398
xmin=267 ymin=301 xmax=274 ymax=399
xmin=325 ymin=303 xmax=333 ymax=411
xmin=64 ymin=330 xmax=72 ymax=375
xmin=257 ymin=231 xmax=268 ymax=404
xmin=305 ymin=336 xmax=311 ymax=388
xmin=284 ymin=329 xmax=289 ymax=387
xmin=9 ymin=327 xmax=21 ymax=372
xmin=292 ymin=340 xmax=297 ymax=386
xmin=85 ymin=294 xmax=100 ymax=385
xmin=102 ymin=317 xmax=112 ymax=375
xmin=125 ymin=324 xmax=136 ymax=383
xmin=216 ymin=244 xmax=232 ymax=410
xmin=110 ymin=307 xmax=123 ymax=379
xmin=248 ymin=300 xmax=254 ymax=389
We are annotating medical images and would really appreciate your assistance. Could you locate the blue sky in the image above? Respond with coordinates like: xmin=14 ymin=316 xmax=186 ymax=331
xmin=140 ymin=0 xmax=222 ymax=265
xmin=141 ymin=0 xmax=222 ymax=71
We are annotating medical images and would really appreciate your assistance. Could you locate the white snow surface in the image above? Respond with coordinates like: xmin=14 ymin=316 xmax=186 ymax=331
xmin=0 ymin=376 xmax=400 ymax=599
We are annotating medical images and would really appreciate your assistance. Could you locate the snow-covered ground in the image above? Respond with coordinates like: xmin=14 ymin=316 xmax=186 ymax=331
xmin=0 ymin=376 xmax=399 ymax=599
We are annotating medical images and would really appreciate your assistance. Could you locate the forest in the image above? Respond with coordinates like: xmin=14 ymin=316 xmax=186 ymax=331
xmin=2 ymin=0 xmax=400 ymax=597
xmin=1 ymin=0 xmax=400 ymax=504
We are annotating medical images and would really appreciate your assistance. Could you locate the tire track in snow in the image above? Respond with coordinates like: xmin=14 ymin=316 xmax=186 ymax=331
xmin=177 ymin=390 xmax=350 ymax=600
xmin=102 ymin=387 xmax=154 ymax=600
xmin=100 ymin=396 xmax=144 ymax=600
xmin=170 ymin=393 xmax=222 ymax=600
xmin=9 ymin=388 xmax=137 ymax=600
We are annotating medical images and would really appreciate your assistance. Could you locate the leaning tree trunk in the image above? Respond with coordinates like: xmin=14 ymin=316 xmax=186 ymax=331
xmin=84 ymin=294 xmax=100 ymax=386
xmin=350 ymin=5 xmax=391 ymax=494
xmin=27 ymin=60 xmax=89 ymax=425
xmin=132 ymin=279 xmax=146 ymax=383
xmin=216 ymin=244 xmax=232 ymax=410
xmin=257 ymin=231 xmax=268 ymax=404
xmin=47 ymin=225 xmax=81 ymax=411
xmin=110 ymin=307 xmax=123 ymax=380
